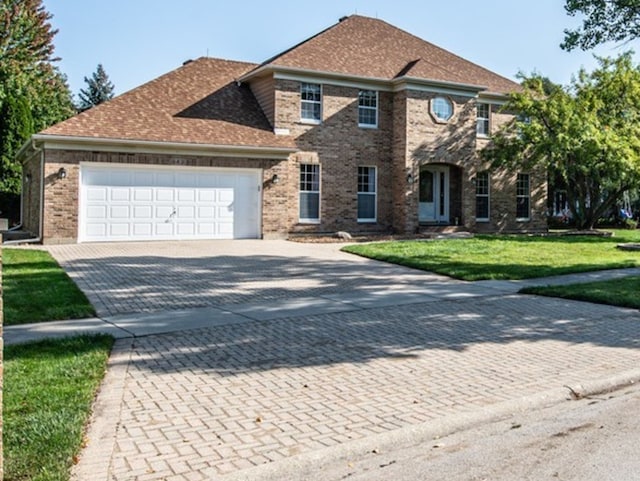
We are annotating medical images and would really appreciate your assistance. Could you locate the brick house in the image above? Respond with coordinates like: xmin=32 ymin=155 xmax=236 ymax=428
xmin=17 ymin=15 xmax=546 ymax=244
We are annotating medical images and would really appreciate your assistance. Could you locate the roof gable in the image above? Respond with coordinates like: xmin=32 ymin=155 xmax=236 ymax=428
xmin=257 ymin=15 xmax=519 ymax=94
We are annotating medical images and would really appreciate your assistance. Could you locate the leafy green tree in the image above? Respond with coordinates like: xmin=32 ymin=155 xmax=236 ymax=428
xmin=483 ymin=53 xmax=640 ymax=230
xmin=0 ymin=94 xmax=33 ymax=193
xmin=0 ymin=0 xmax=74 ymax=194
xmin=77 ymin=64 xmax=115 ymax=112
xmin=562 ymin=0 xmax=640 ymax=51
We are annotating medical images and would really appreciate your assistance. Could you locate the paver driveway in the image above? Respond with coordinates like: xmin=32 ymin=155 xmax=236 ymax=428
xmin=39 ymin=240 xmax=640 ymax=481
xmin=44 ymin=239 xmax=475 ymax=317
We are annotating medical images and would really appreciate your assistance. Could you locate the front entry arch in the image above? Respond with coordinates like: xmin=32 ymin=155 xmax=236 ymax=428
xmin=419 ymin=165 xmax=450 ymax=224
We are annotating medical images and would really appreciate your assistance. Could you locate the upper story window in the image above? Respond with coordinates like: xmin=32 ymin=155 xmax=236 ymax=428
xmin=477 ymin=103 xmax=490 ymax=136
xmin=431 ymin=96 xmax=453 ymax=122
xmin=300 ymin=83 xmax=321 ymax=123
xmin=358 ymin=90 xmax=378 ymax=128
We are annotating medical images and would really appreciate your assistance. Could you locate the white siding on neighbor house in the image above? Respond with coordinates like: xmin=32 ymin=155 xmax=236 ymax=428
xmin=79 ymin=164 xmax=261 ymax=242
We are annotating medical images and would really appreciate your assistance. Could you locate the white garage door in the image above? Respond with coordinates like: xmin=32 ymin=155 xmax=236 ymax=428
xmin=79 ymin=164 xmax=261 ymax=242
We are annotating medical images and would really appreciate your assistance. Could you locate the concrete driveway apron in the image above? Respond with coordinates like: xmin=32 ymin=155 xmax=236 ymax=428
xmin=39 ymin=240 xmax=640 ymax=481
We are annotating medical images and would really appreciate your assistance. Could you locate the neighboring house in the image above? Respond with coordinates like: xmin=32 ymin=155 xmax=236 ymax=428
xmin=17 ymin=15 xmax=546 ymax=244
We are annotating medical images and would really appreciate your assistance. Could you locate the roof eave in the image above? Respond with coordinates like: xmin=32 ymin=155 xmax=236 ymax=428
xmin=32 ymin=134 xmax=297 ymax=160
xmin=241 ymin=65 xmax=505 ymax=98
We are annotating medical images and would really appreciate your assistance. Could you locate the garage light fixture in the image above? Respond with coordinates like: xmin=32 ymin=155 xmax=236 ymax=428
xmin=57 ymin=167 xmax=67 ymax=179
xmin=271 ymin=174 xmax=279 ymax=184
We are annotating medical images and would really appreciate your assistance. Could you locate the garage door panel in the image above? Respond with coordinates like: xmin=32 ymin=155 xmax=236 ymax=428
xmin=198 ymin=190 xmax=215 ymax=202
xmin=133 ymin=188 xmax=153 ymax=202
xmin=109 ymin=224 xmax=130 ymax=236
xmin=177 ymin=206 xmax=195 ymax=218
xmin=86 ymin=187 xmax=107 ymax=202
xmin=133 ymin=206 xmax=152 ymax=218
xmin=110 ymin=188 xmax=130 ymax=202
xmin=80 ymin=165 xmax=261 ymax=242
xmin=155 ymin=223 xmax=174 ymax=236
xmin=177 ymin=189 xmax=195 ymax=202
xmin=86 ymin=224 xmax=107 ymax=236
xmin=110 ymin=205 xmax=130 ymax=219
xmin=156 ymin=189 xmax=174 ymax=202
xmin=198 ymin=206 xmax=215 ymax=218
xmin=133 ymin=223 xmax=153 ymax=236
xmin=86 ymin=205 xmax=107 ymax=219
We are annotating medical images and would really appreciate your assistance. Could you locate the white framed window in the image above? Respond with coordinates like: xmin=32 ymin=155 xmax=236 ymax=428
xmin=477 ymin=103 xmax=490 ymax=136
xmin=358 ymin=90 xmax=378 ymax=128
xmin=475 ymin=171 xmax=490 ymax=221
xmin=357 ymin=166 xmax=377 ymax=222
xmin=516 ymin=173 xmax=530 ymax=220
xmin=299 ymin=164 xmax=320 ymax=222
xmin=431 ymin=96 xmax=453 ymax=122
xmin=300 ymin=83 xmax=321 ymax=123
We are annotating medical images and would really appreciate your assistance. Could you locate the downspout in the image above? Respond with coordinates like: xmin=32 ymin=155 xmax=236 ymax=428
xmin=3 ymin=140 xmax=44 ymax=244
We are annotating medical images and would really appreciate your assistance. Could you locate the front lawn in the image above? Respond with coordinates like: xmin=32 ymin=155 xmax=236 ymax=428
xmin=521 ymin=276 xmax=640 ymax=309
xmin=4 ymin=335 xmax=114 ymax=481
xmin=2 ymin=248 xmax=96 ymax=325
xmin=342 ymin=230 xmax=640 ymax=281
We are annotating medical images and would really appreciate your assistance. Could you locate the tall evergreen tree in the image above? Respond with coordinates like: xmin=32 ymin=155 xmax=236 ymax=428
xmin=77 ymin=64 xmax=115 ymax=112
xmin=0 ymin=0 xmax=74 ymax=194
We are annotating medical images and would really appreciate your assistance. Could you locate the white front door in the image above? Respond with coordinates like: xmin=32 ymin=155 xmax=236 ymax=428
xmin=419 ymin=166 xmax=450 ymax=223
xmin=79 ymin=164 xmax=262 ymax=242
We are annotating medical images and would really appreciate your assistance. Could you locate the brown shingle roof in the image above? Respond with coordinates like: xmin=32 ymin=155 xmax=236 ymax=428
xmin=259 ymin=15 xmax=519 ymax=94
xmin=42 ymin=58 xmax=295 ymax=149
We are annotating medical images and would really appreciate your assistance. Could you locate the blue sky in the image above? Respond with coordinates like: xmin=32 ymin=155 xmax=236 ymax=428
xmin=44 ymin=0 xmax=639 ymax=99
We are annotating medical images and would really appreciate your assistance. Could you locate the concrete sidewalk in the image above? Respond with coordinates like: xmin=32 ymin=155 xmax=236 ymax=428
xmin=6 ymin=266 xmax=640 ymax=346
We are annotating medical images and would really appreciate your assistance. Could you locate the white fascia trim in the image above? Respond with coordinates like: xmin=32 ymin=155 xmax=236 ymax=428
xmin=242 ymin=65 xmax=392 ymax=91
xmin=275 ymin=70 xmax=393 ymax=92
xmin=393 ymin=77 xmax=486 ymax=98
xmin=31 ymin=134 xmax=297 ymax=160
xmin=241 ymin=65 xmax=511 ymax=100
xmin=477 ymin=92 xmax=510 ymax=105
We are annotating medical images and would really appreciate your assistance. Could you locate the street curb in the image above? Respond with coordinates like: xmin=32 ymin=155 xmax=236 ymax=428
xmin=220 ymin=369 xmax=640 ymax=481
xmin=71 ymin=338 xmax=134 ymax=481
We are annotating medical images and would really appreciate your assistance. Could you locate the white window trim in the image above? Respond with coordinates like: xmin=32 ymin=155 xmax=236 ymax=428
xmin=516 ymin=173 xmax=531 ymax=221
xmin=475 ymin=171 xmax=490 ymax=222
xmin=430 ymin=96 xmax=454 ymax=123
xmin=358 ymin=90 xmax=378 ymax=129
xmin=300 ymin=83 xmax=322 ymax=125
xmin=299 ymin=164 xmax=321 ymax=223
xmin=357 ymin=165 xmax=377 ymax=222
xmin=476 ymin=103 xmax=491 ymax=138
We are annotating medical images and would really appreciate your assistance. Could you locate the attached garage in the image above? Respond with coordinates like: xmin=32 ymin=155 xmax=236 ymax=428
xmin=79 ymin=164 xmax=262 ymax=242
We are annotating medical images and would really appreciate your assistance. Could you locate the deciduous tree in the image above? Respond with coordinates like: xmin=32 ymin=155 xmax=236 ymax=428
xmin=0 ymin=0 xmax=74 ymax=194
xmin=562 ymin=0 xmax=640 ymax=50
xmin=483 ymin=53 xmax=640 ymax=230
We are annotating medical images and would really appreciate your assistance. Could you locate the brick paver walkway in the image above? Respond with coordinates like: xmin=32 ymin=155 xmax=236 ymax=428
xmin=98 ymin=295 xmax=639 ymax=480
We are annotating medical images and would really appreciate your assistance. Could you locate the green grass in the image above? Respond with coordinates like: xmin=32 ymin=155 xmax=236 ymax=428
xmin=4 ymin=335 xmax=114 ymax=481
xmin=342 ymin=230 xmax=640 ymax=281
xmin=2 ymin=248 xmax=95 ymax=325
xmin=521 ymin=276 xmax=640 ymax=309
